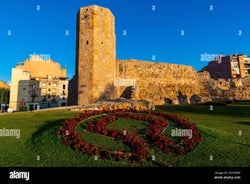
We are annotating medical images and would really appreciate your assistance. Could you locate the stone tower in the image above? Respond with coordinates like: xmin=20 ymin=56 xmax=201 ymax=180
xmin=76 ymin=5 xmax=116 ymax=105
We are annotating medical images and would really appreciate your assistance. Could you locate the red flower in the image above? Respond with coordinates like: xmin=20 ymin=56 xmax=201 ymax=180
xmin=58 ymin=108 xmax=203 ymax=162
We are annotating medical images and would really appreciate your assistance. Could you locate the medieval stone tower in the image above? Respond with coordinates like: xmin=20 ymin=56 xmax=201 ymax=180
xmin=69 ymin=5 xmax=229 ymax=106
xmin=75 ymin=5 xmax=116 ymax=105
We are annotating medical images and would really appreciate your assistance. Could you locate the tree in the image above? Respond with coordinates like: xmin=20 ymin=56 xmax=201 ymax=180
xmin=0 ymin=88 xmax=10 ymax=105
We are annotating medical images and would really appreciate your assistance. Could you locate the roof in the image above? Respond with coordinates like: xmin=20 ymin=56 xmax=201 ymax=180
xmin=0 ymin=81 xmax=10 ymax=89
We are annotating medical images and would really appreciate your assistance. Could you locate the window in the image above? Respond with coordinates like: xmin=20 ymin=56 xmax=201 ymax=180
xmin=42 ymin=88 xmax=46 ymax=95
xmin=119 ymin=63 xmax=124 ymax=73
xmin=119 ymin=62 xmax=128 ymax=73
xmin=23 ymin=88 xmax=26 ymax=90
xmin=63 ymin=85 xmax=66 ymax=90
xmin=86 ymin=41 xmax=89 ymax=45
xmin=32 ymin=85 xmax=35 ymax=90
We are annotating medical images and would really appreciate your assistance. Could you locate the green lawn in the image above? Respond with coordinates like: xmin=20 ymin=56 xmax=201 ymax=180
xmin=0 ymin=103 xmax=249 ymax=167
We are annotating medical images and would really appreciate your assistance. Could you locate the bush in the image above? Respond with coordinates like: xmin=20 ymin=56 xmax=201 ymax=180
xmin=19 ymin=106 xmax=28 ymax=111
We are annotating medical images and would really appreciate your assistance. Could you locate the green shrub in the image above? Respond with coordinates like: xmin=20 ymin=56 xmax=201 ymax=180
xmin=19 ymin=105 xmax=28 ymax=111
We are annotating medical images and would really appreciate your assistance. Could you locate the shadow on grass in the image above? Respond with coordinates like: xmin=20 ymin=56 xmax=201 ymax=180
xmin=24 ymin=119 xmax=68 ymax=166
xmin=156 ymin=104 xmax=250 ymax=118
xmin=236 ymin=121 xmax=250 ymax=126
xmin=219 ymin=136 xmax=250 ymax=148
xmin=31 ymin=119 xmax=64 ymax=142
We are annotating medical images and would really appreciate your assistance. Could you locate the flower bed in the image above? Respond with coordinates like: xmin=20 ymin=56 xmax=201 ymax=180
xmin=57 ymin=108 xmax=203 ymax=162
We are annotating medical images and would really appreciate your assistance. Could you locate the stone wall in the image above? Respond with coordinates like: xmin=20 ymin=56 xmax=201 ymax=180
xmin=197 ymin=71 xmax=250 ymax=102
xmin=69 ymin=5 xmax=250 ymax=106
xmin=115 ymin=59 xmax=201 ymax=105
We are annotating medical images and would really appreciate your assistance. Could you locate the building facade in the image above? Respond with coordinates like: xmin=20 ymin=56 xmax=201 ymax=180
xmin=201 ymin=54 xmax=250 ymax=79
xmin=9 ymin=56 xmax=68 ymax=111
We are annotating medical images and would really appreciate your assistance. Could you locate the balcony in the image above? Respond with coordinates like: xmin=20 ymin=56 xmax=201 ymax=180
xmin=244 ymin=64 xmax=250 ymax=69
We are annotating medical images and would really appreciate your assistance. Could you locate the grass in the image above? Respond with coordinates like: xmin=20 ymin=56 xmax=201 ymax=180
xmin=0 ymin=103 xmax=249 ymax=167
xmin=75 ymin=118 xmax=131 ymax=153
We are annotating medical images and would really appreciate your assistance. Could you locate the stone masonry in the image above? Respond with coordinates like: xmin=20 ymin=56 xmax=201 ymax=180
xmin=115 ymin=59 xmax=201 ymax=105
xmin=75 ymin=5 xmax=116 ymax=105
xmin=68 ymin=5 xmax=250 ymax=106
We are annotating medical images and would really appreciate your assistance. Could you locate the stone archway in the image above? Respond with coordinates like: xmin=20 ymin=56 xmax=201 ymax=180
xmin=164 ymin=98 xmax=173 ymax=105
xmin=190 ymin=94 xmax=201 ymax=104
xmin=120 ymin=86 xmax=133 ymax=99
xmin=177 ymin=91 xmax=188 ymax=104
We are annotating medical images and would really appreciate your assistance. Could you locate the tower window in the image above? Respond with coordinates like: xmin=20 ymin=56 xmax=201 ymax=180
xmin=101 ymin=41 xmax=103 ymax=44
xmin=86 ymin=41 xmax=89 ymax=45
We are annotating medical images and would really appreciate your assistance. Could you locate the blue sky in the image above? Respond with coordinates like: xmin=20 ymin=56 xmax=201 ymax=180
xmin=1 ymin=0 xmax=250 ymax=83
